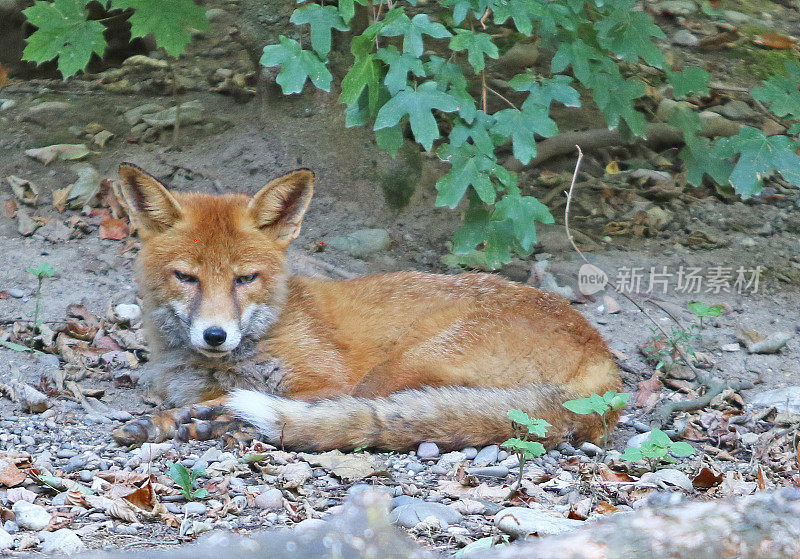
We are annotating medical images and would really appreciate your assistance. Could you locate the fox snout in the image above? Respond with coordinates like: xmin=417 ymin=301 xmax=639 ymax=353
xmin=190 ymin=317 xmax=243 ymax=355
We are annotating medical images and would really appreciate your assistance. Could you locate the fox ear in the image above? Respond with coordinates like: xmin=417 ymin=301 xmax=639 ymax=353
xmin=248 ymin=169 xmax=314 ymax=245
xmin=118 ymin=163 xmax=183 ymax=237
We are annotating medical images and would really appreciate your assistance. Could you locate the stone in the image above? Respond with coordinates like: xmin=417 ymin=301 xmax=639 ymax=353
xmin=495 ymin=507 xmax=582 ymax=538
xmin=462 ymin=447 xmax=478 ymax=459
xmin=183 ymin=502 xmax=207 ymax=515
xmin=390 ymin=499 xmax=463 ymax=528
xmin=122 ymin=55 xmax=169 ymax=69
xmin=8 ymin=288 xmax=24 ymax=298
xmin=294 ymin=518 xmax=327 ymax=534
xmin=327 ymin=229 xmax=391 ymax=257
xmin=495 ymin=42 xmax=539 ymax=76
xmin=114 ymin=303 xmax=142 ymax=324
xmin=124 ymin=103 xmax=164 ymax=126
xmin=473 ymin=445 xmax=499 ymax=467
xmin=0 ymin=99 xmax=16 ymax=111
xmin=41 ymin=528 xmax=85 ymax=555
xmin=12 ymin=501 xmax=51 ymax=531
xmin=717 ymin=100 xmax=757 ymax=120
xmin=655 ymin=0 xmax=697 ymax=15
xmin=641 ymin=468 xmax=694 ymax=491
xmin=205 ymin=8 xmax=226 ymax=20
xmin=141 ymin=100 xmax=205 ymax=129
xmin=723 ymin=9 xmax=750 ymax=24
xmin=672 ymin=30 xmax=699 ymax=47
xmin=750 ymin=387 xmax=800 ymax=414
xmin=745 ymin=332 xmax=792 ymax=354
xmin=467 ymin=466 xmax=509 ymax=478
xmin=627 ymin=431 xmax=652 ymax=448
xmin=16 ymin=210 xmax=40 ymax=237
xmin=0 ymin=529 xmax=12 ymax=551
xmin=254 ymin=489 xmax=283 ymax=510
xmin=579 ymin=442 xmax=604 ymax=457
xmin=417 ymin=442 xmax=440 ymax=459
xmin=28 ymin=101 xmax=71 ymax=114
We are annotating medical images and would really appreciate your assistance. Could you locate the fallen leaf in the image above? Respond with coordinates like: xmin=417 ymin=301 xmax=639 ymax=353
xmin=25 ymin=144 xmax=90 ymax=165
xmin=634 ymin=373 xmax=663 ymax=411
xmin=597 ymin=463 xmax=633 ymax=482
xmin=7 ymin=176 xmax=38 ymax=206
xmin=0 ymin=457 xmax=26 ymax=488
xmin=605 ymin=161 xmax=621 ymax=174
xmin=99 ymin=180 xmax=127 ymax=219
xmin=756 ymin=465 xmax=766 ymax=490
xmin=298 ymin=450 xmax=384 ymax=482
xmin=692 ymin=466 xmax=724 ymax=489
xmin=437 ymin=480 xmax=511 ymax=501
xmin=52 ymin=188 xmax=70 ymax=213
xmin=594 ymin=501 xmax=619 ymax=514
xmin=699 ymin=30 xmax=740 ymax=49
xmin=752 ymin=33 xmax=796 ymax=50
xmin=4 ymin=198 xmax=17 ymax=218
xmin=99 ymin=217 xmax=129 ymax=240
xmin=0 ymin=63 xmax=8 ymax=88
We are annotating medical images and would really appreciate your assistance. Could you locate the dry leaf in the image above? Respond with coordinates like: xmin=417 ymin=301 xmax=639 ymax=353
xmin=0 ymin=457 xmax=26 ymax=488
xmin=594 ymin=501 xmax=619 ymax=514
xmin=605 ymin=161 xmax=621 ymax=174
xmin=298 ymin=450 xmax=383 ymax=482
xmin=0 ymin=63 xmax=8 ymax=88
xmin=597 ymin=463 xmax=634 ymax=482
xmin=699 ymin=30 xmax=740 ymax=49
xmin=52 ymin=188 xmax=70 ymax=213
xmin=752 ymin=33 xmax=796 ymax=50
xmin=99 ymin=217 xmax=129 ymax=240
xmin=99 ymin=180 xmax=127 ymax=219
xmin=692 ymin=467 xmax=724 ymax=489
xmin=25 ymin=144 xmax=90 ymax=165
xmin=757 ymin=465 xmax=766 ymax=490
xmin=7 ymin=176 xmax=39 ymax=206
xmin=4 ymin=198 xmax=17 ymax=218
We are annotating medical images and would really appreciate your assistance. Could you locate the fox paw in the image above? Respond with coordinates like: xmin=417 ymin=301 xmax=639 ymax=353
xmin=226 ymin=390 xmax=308 ymax=443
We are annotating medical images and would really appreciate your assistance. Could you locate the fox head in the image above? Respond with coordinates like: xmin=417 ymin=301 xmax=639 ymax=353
xmin=118 ymin=163 xmax=313 ymax=359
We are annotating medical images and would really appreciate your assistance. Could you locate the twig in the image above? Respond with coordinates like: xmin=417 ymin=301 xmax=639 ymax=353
xmin=485 ymin=84 xmax=518 ymax=110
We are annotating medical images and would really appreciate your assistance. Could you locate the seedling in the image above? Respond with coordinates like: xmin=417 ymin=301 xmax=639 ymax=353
xmin=501 ymin=409 xmax=550 ymax=497
xmin=643 ymin=326 xmax=698 ymax=372
xmin=27 ymin=262 xmax=54 ymax=329
xmin=686 ymin=301 xmax=723 ymax=327
xmin=166 ymin=461 xmax=208 ymax=501
xmin=620 ymin=428 xmax=695 ymax=470
xmin=562 ymin=391 xmax=630 ymax=445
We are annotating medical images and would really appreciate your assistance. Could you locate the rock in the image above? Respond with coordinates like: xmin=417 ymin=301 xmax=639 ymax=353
xmin=141 ymin=100 xmax=205 ymax=129
xmin=655 ymin=0 xmax=697 ymax=15
xmin=462 ymin=447 xmax=478 ymax=459
xmin=494 ymin=42 xmax=538 ymax=76
xmin=641 ymin=468 xmax=694 ymax=491
xmin=745 ymin=332 xmax=792 ymax=354
xmin=501 ymin=454 xmax=520 ymax=469
xmin=672 ymin=30 xmax=699 ymax=47
xmin=602 ymin=295 xmax=622 ymax=314
xmin=556 ymin=442 xmax=576 ymax=456
xmin=13 ymin=382 xmax=50 ymax=413
xmin=41 ymin=528 xmax=85 ymax=555
xmin=495 ymin=507 xmax=582 ymax=538
xmin=16 ymin=210 xmax=40 ymax=236
xmin=717 ymin=100 xmax=757 ymax=120
xmin=579 ymin=442 xmax=604 ymax=457
xmin=254 ymin=489 xmax=283 ymax=510
xmin=0 ymin=99 xmax=16 ymax=111
xmin=627 ymin=431 xmax=652 ymax=449
xmin=12 ymin=501 xmax=51 ymax=531
xmin=417 ymin=442 xmax=440 ymax=459
xmin=721 ymin=343 xmax=740 ymax=352
xmin=205 ymin=8 xmax=226 ymax=20
xmin=473 ymin=445 xmax=499 ymax=467
xmin=183 ymin=502 xmax=207 ymax=515
xmin=327 ymin=229 xmax=391 ymax=257
xmin=122 ymin=55 xmax=169 ymax=69
xmin=66 ymin=165 xmax=101 ymax=209
xmin=28 ymin=101 xmax=71 ymax=114
xmin=8 ymin=288 xmax=25 ymax=298
xmin=0 ymin=528 xmax=11 ymax=550
xmin=750 ymin=387 xmax=800 ymax=414
xmin=114 ymin=303 xmax=142 ymax=324
xmin=723 ymin=9 xmax=750 ymax=24
xmin=438 ymin=451 xmax=467 ymax=469
xmin=294 ymin=518 xmax=327 ymax=534
xmin=92 ymin=129 xmax=114 ymax=148
xmin=390 ymin=499 xmax=463 ymax=528
xmin=124 ymin=103 xmax=164 ymax=126
xmin=698 ymin=110 xmax=740 ymax=137
xmin=279 ymin=462 xmax=312 ymax=489
xmin=468 ymin=466 xmax=509 ymax=478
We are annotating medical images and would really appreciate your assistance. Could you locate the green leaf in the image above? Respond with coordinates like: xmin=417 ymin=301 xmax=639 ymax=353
xmin=491 ymin=105 xmax=558 ymax=164
xmin=166 ymin=461 xmax=194 ymax=494
xmin=22 ymin=0 xmax=107 ymax=79
xmin=377 ymin=46 xmax=426 ymax=94
xmin=0 ymin=340 xmax=33 ymax=352
xmin=111 ymin=0 xmax=209 ymax=58
xmin=562 ymin=398 xmax=595 ymax=415
xmin=669 ymin=441 xmax=696 ymax=457
xmin=666 ymin=66 xmax=710 ymax=98
xmin=379 ymin=11 xmax=452 ymax=57
xmin=192 ymin=488 xmax=209 ymax=500
xmin=525 ymin=418 xmax=551 ymax=438
xmin=752 ymin=62 xmax=800 ymax=121
xmin=718 ymin=126 xmax=800 ymax=197
xmin=609 ymin=392 xmax=631 ymax=411
xmin=451 ymin=201 xmax=517 ymax=270
xmin=442 ymin=0 xmax=479 ymax=24
xmin=375 ymin=124 xmax=404 ymax=156
xmin=620 ymin=447 xmax=642 ymax=462
xmin=449 ymin=29 xmax=498 ymax=72
xmin=28 ymin=262 xmax=55 ymax=278
xmin=501 ymin=438 xmax=545 ymax=457
xmin=374 ymin=81 xmax=459 ymax=151
xmin=640 ymin=441 xmax=668 ymax=459
xmin=340 ymin=44 xmax=384 ymax=115
xmin=509 ymin=74 xmax=581 ymax=110
xmin=261 ymin=36 xmax=333 ymax=94
xmin=436 ymin=150 xmax=495 ymax=206
xmin=494 ymin=193 xmax=553 ymax=251
xmin=507 ymin=409 xmax=531 ymax=425
xmin=588 ymin=392 xmax=610 ymax=415
xmin=595 ymin=10 xmax=665 ymax=68
xmin=290 ymin=4 xmax=348 ymax=56
xmin=648 ymin=428 xmax=672 ymax=448
xmin=591 ymin=73 xmax=647 ymax=135
xmin=686 ymin=301 xmax=723 ymax=318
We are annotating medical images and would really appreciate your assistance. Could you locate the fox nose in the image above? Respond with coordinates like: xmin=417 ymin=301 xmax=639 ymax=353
xmin=203 ymin=327 xmax=227 ymax=347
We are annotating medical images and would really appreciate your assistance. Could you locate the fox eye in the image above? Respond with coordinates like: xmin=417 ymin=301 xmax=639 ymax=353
xmin=174 ymin=271 xmax=199 ymax=283
xmin=234 ymin=273 xmax=258 ymax=286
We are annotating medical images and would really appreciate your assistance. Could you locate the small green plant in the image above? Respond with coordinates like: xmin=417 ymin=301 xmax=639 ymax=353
xmin=27 ymin=262 xmax=55 ymax=329
xmin=562 ymin=391 xmax=630 ymax=445
xmin=166 ymin=461 xmax=208 ymax=501
xmin=686 ymin=301 xmax=723 ymax=327
xmin=501 ymin=409 xmax=549 ymax=496
xmin=643 ymin=326 xmax=698 ymax=372
xmin=620 ymin=428 xmax=695 ymax=470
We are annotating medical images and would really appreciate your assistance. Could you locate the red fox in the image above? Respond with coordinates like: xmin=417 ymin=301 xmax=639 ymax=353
xmin=112 ymin=163 xmax=622 ymax=451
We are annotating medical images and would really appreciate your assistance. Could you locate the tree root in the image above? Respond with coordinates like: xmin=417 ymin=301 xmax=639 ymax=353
xmin=657 ymin=367 xmax=753 ymax=422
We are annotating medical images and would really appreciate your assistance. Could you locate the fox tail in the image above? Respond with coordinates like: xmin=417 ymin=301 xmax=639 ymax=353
xmin=227 ymin=384 xmax=617 ymax=452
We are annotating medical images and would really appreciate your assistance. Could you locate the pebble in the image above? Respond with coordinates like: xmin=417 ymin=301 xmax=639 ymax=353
xmin=113 ymin=524 xmax=139 ymax=535
xmin=500 ymin=454 xmax=520 ymax=469
xmin=494 ymin=507 xmax=582 ymax=538
xmin=0 ymin=529 xmax=12 ymax=551
xmin=437 ymin=451 xmax=466 ymax=469
xmin=749 ymin=386 xmax=800 ymax=414
xmin=390 ymin=498 xmax=463 ymax=528
xmin=627 ymin=431 xmax=653 ymax=448
xmin=294 ymin=518 xmax=327 ymax=534
xmin=327 ymin=229 xmax=392 ymax=257
xmin=579 ymin=442 xmax=604 ymax=457
xmin=41 ymin=528 xmax=85 ymax=555
xmin=407 ymin=463 xmax=425 ymax=474
xmin=641 ymin=468 xmax=693 ymax=491
xmin=461 ymin=447 xmax=478 ymax=459
xmin=205 ymin=8 xmax=226 ymax=20
xmin=0 ymin=99 xmax=16 ymax=111
xmin=12 ymin=501 xmax=52 ymax=531
xmin=114 ymin=303 xmax=142 ymax=324
xmin=556 ymin=442 xmax=576 ymax=456
xmin=7 ymin=288 xmax=25 ymax=298
xmin=672 ymin=29 xmax=699 ymax=47
xmin=473 ymin=445 xmax=499 ymax=466
xmin=468 ymin=466 xmax=509 ymax=478
xmin=183 ymin=502 xmax=207 ymax=516
xmin=417 ymin=442 xmax=440 ymax=459
xmin=718 ymin=100 xmax=757 ymax=120
xmin=254 ymin=489 xmax=283 ymax=510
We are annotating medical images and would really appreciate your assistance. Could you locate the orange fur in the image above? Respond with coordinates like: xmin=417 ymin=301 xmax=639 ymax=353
xmin=113 ymin=164 xmax=622 ymax=450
